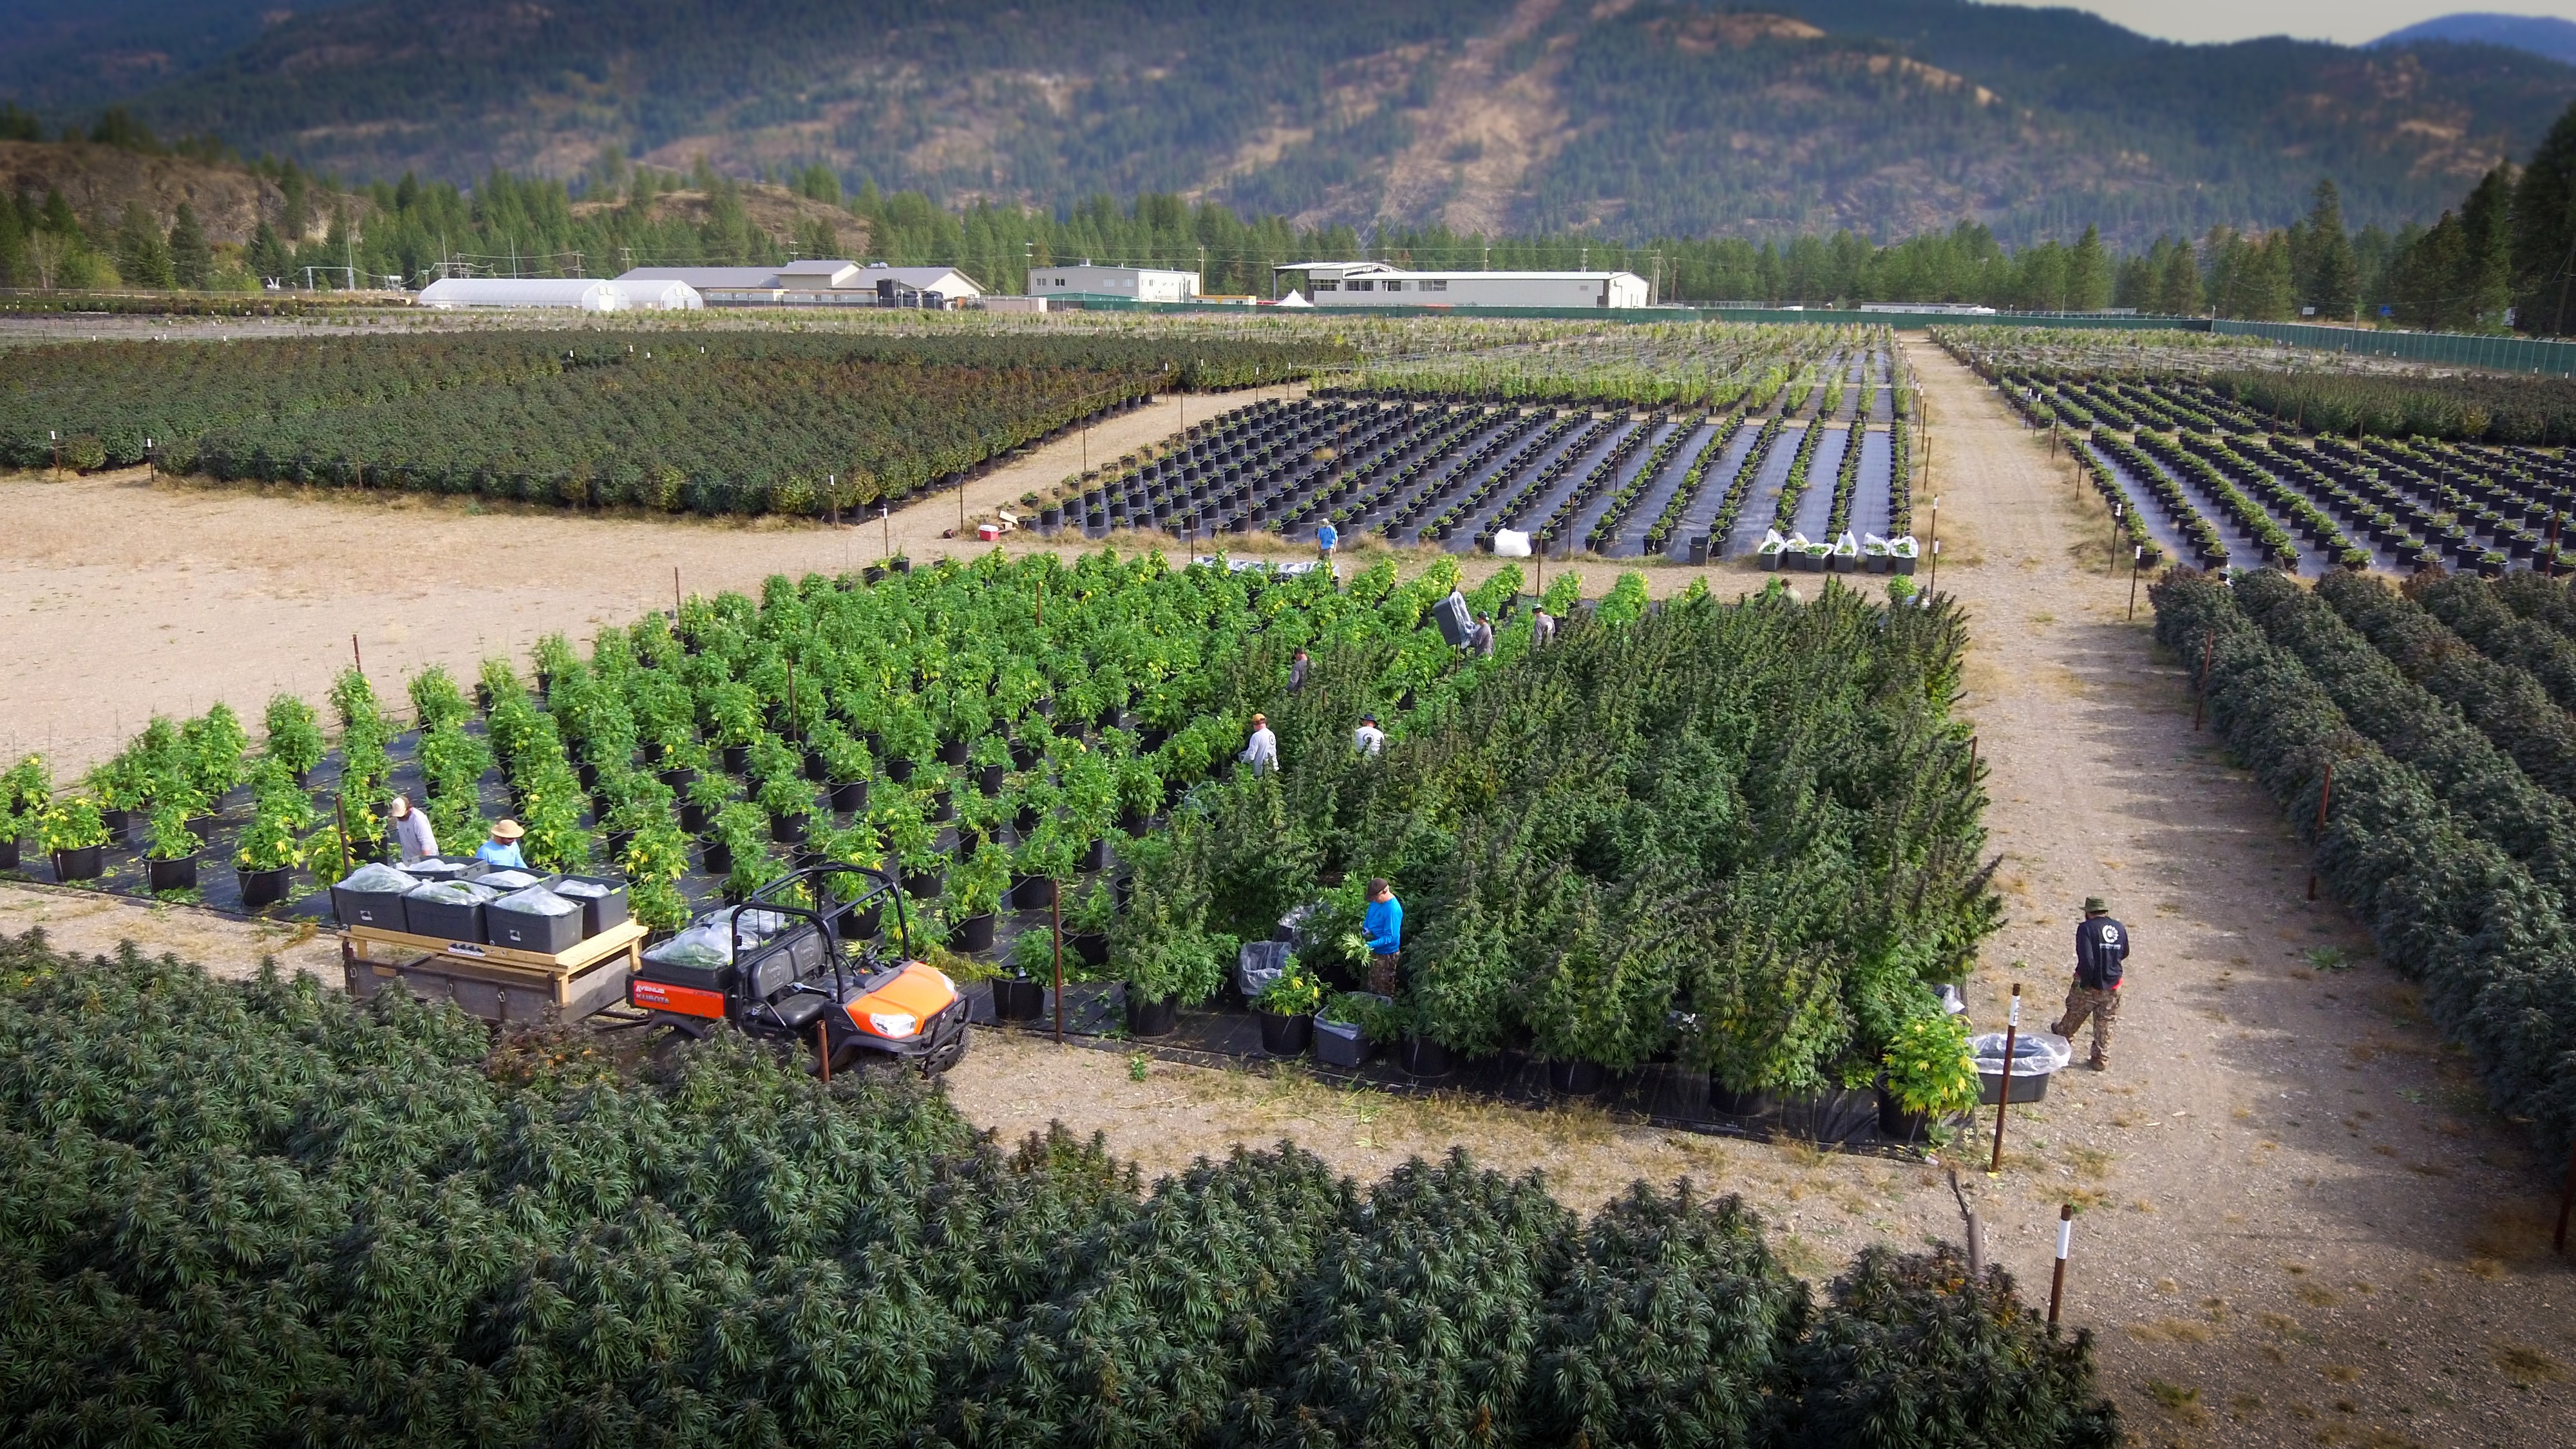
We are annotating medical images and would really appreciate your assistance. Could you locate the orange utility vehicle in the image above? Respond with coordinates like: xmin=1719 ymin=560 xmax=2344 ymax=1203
xmin=627 ymin=863 xmax=971 ymax=1075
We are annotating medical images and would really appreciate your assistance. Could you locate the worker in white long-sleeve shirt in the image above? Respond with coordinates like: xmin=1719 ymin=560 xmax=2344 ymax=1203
xmin=1240 ymin=713 xmax=1278 ymax=775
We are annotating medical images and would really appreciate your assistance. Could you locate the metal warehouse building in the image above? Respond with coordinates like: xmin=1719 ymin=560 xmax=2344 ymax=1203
xmin=613 ymin=260 xmax=984 ymax=308
xmin=1025 ymin=261 xmax=1202 ymax=303
xmin=1280 ymin=261 xmax=1651 ymax=309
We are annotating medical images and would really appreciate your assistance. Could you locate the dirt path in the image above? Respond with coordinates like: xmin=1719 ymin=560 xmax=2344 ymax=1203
xmin=1900 ymin=336 xmax=2571 ymax=1447
xmin=0 ymin=386 xmax=1299 ymax=773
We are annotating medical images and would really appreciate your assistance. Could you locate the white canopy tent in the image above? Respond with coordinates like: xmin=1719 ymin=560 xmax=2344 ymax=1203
xmin=415 ymin=278 xmax=703 ymax=311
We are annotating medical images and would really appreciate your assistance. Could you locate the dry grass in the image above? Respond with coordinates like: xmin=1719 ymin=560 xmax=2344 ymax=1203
xmin=2490 ymin=1339 xmax=2566 ymax=1385
xmin=2142 ymin=1378 xmax=2209 ymax=1426
xmin=2127 ymin=1318 xmax=2215 ymax=1345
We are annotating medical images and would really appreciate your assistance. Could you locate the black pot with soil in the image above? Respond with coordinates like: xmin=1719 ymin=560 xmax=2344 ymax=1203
xmin=146 ymin=855 xmax=199 ymax=892
xmin=238 ymin=865 xmax=292 ymax=909
xmin=1876 ymin=1085 xmax=1930 ymax=1142
xmin=700 ymin=838 xmax=734 ymax=875
xmin=1256 ymin=1008 xmax=1313 ymax=1056
xmin=1012 ymin=874 xmax=1056 ymax=910
xmin=1401 ymin=1035 xmax=1454 ymax=1079
xmin=831 ymin=779 xmax=869 ymax=813
xmin=721 ymin=744 xmax=751 ymax=774
xmin=1124 ymin=990 xmax=1178 ymax=1037
xmin=834 ymin=900 xmax=883 ymax=942
xmin=1546 ymin=1059 xmax=1607 ymax=1096
xmin=770 ymin=813 xmax=808 ymax=845
xmin=952 ymin=911 xmax=996 ymax=952
xmin=991 ymin=975 xmax=1045 ymax=1021
xmin=52 ymin=845 xmax=105 ymax=882
xmin=902 ymin=863 xmax=943 ymax=898
xmin=1711 ymin=1083 xmax=1774 ymax=1117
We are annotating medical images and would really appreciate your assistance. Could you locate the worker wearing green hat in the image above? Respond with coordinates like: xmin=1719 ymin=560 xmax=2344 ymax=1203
xmin=2052 ymin=895 xmax=2130 ymax=1071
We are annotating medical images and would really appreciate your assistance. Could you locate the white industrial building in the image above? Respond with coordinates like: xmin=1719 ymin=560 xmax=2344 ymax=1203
xmin=1024 ymin=261 xmax=1201 ymax=303
xmin=612 ymin=260 xmax=983 ymax=308
xmin=1278 ymin=261 xmax=1651 ymax=309
xmin=414 ymin=278 xmax=703 ymax=311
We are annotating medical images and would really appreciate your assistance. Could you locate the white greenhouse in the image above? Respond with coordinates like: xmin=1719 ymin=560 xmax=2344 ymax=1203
xmin=413 ymin=278 xmax=703 ymax=312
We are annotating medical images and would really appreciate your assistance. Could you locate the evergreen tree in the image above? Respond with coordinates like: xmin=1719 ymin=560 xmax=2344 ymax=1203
xmin=113 ymin=202 xmax=173 ymax=288
xmin=2458 ymin=164 xmax=2516 ymax=330
xmin=247 ymin=220 xmax=290 ymax=281
xmin=2514 ymin=99 xmax=2576 ymax=334
xmin=2394 ymin=211 xmax=2468 ymax=329
xmin=278 ymin=161 xmax=309 ymax=243
xmin=2297 ymin=179 xmax=2360 ymax=318
xmin=2155 ymin=239 xmax=2203 ymax=315
xmin=2065 ymin=224 xmax=2110 ymax=310
xmin=166 ymin=202 xmax=212 ymax=289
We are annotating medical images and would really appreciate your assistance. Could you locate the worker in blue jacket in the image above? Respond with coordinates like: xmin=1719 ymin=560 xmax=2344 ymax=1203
xmin=1363 ymin=877 xmax=1403 ymax=995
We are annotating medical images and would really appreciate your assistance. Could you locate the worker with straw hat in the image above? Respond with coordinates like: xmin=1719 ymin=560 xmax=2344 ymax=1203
xmin=475 ymin=819 xmax=529 ymax=870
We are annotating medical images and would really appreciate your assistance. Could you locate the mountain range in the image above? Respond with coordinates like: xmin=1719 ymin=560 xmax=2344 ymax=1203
xmin=2374 ymin=12 xmax=2576 ymax=68
xmin=5 ymin=0 xmax=2575 ymax=247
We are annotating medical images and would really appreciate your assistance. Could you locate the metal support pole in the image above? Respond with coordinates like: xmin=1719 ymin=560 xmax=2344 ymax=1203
xmin=816 ymin=1019 xmax=831 ymax=1082
xmin=2048 ymin=1204 xmax=2074 ymax=1329
xmin=2128 ymin=545 xmax=2143 ymax=620
xmin=1988 ymin=983 xmax=2022 ymax=1177
xmin=674 ymin=567 xmax=682 ymax=616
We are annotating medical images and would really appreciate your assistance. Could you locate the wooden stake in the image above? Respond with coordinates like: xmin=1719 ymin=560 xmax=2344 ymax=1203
xmin=351 ymin=634 xmax=363 ymax=679
xmin=2128 ymin=545 xmax=2143 ymax=620
xmin=1988 ymin=983 xmax=2022 ymax=1177
xmin=2307 ymin=761 xmax=2333 ymax=900
xmin=674 ymin=566 xmax=682 ymax=616
xmin=815 ymin=1019 xmax=831 ymax=1082
xmin=2048 ymin=1204 xmax=2074 ymax=1329
xmin=1052 ymin=887 xmax=1066 ymax=1046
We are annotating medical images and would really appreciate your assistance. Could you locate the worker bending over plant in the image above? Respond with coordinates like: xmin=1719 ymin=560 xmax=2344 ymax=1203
xmin=1364 ymin=877 xmax=1403 ymax=995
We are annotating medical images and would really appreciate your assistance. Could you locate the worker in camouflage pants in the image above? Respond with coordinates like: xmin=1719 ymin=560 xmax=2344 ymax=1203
xmin=2053 ymin=896 xmax=2130 ymax=1071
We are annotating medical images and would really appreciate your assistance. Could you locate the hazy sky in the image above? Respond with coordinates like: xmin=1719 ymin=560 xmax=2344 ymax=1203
xmin=2034 ymin=0 xmax=2576 ymax=44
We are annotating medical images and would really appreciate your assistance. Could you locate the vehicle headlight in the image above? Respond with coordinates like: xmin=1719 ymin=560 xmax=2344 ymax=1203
xmin=867 ymin=1012 xmax=918 ymax=1038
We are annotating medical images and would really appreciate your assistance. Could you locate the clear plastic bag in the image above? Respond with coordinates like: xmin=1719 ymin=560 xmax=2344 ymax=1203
xmin=1971 ymin=1030 xmax=2071 ymax=1076
xmin=554 ymin=878 xmax=614 ymax=899
xmin=338 ymin=862 xmax=417 ymax=893
xmin=645 ymin=924 xmax=732 ymax=969
xmin=480 ymin=869 xmax=545 ymax=891
xmin=409 ymin=879 xmax=498 ymax=905
xmin=496 ymin=886 xmax=580 ymax=917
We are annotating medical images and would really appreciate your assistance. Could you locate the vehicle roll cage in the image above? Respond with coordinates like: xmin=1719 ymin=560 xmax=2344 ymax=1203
xmin=732 ymin=863 xmax=912 ymax=1028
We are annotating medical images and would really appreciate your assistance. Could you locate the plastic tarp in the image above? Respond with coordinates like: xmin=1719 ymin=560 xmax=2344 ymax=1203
xmin=555 ymin=878 xmax=615 ymax=899
xmin=1491 ymin=529 xmax=1531 ymax=558
xmin=408 ymin=879 xmax=497 ymax=904
xmin=1971 ymin=1030 xmax=2072 ymax=1077
xmin=1238 ymin=940 xmax=1292 ymax=999
xmin=337 ymin=862 xmax=417 ymax=893
xmin=645 ymin=925 xmax=732 ymax=970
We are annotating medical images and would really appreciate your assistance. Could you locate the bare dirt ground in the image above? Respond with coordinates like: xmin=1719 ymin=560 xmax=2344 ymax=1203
xmin=6 ymin=337 xmax=2571 ymax=1446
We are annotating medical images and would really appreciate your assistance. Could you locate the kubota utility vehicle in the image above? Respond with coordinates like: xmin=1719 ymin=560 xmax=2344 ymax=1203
xmin=627 ymin=863 xmax=971 ymax=1075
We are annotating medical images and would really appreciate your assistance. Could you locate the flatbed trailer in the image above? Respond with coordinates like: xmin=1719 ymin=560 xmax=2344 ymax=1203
xmin=340 ymin=919 xmax=647 ymax=1025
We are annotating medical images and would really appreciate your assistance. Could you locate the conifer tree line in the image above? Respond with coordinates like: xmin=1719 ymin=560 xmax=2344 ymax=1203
xmin=19 ymin=91 xmax=2576 ymax=335
xmin=0 ymin=929 xmax=2120 ymax=1448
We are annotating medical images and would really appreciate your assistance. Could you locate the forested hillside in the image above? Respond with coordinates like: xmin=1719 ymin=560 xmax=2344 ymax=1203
xmin=35 ymin=0 xmax=2576 ymax=248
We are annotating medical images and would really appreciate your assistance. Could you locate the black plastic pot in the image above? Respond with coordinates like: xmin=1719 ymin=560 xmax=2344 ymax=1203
xmin=0 ymin=838 xmax=18 ymax=871
xmin=992 ymin=976 xmax=1045 ymax=1021
xmin=102 ymin=808 xmax=132 ymax=844
xmin=953 ymin=911 xmax=996 ymax=952
xmin=52 ymin=844 xmax=104 ymax=882
xmin=770 ymin=812 xmax=808 ymax=845
xmin=679 ymin=801 xmax=712 ymax=834
xmin=804 ymin=750 xmax=832 ymax=783
xmin=1401 ymin=1035 xmax=1454 ymax=1079
xmin=146 ymin=854 xmax=198 ymax=892
xmin=659 ymin=766 xmax=698 ymax=791
xmin=931 ymin=790 xmax=955 ymax=823
xmin=1877 ymin=1086 xmax=1930 ymax=1142
xmin=238 ymin=865 xmax=292 ymax=909
xmin=1257 ymin=1008 xmax=1313 ymax=1056
xmin=834 ymin=900 xmax=883 ymax=941
xmin=719 ymin=744 xmax=750 ymax=774
xmin=831 ymin=779 xmax=869 ymax=813
xmin=700 ymin=839 xmax=734 ymax=875
xmin=1119 ymin=810 xmax=1150 ymax=837
xmin=604 ymin=829 xmax=635 ymax=863
xmin=1071 ymin=931 xmax=1109 ymax=967
xmin=1012 ymin=874 xmax=1057 ymax=909
xmin=886 ymin=757 xmax=916 ymax=784
xmin=1125 ymin=990 xmax=1178 ymax=1037
xmin=187 ymin=815 xmax=220 ymax=841
xmin=902 ymin=864 xmax=944 ymax=898
xmin=939 ymin=739 xmax=970 ymax=768
xmin=1079 ymin=836 xmax=1110 ymax=871
xmin=979 ymin=764 xmax=1005 ymax=796
xmin=1711 ymin=1084 xmax=1775 ymax=1117
xmin=1009 ymin=741 xmax=1041 ymax=770
xmin=1546 ymin=1059 xmax=1607 ymax=1096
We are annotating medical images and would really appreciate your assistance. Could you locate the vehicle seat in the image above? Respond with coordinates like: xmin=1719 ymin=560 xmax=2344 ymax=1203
xmin=766 ymin=989 xmax=830 ymax=1031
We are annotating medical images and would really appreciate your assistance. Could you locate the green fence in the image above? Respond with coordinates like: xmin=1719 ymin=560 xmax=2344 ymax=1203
xmin=2210 ymin=319 xmax=2576 ymax=377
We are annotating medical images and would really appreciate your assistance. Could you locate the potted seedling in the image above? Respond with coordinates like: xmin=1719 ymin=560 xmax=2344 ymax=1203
xmin=263 ymin=694 xmax=326 ymax=785
xmin=1879 ymin=1011 xmax=1980 ymax=1143
xmin=43 ymin=795 xmax=110 ymax=883
xmin=142 ymin=805 xmax=201 ymax=893
xmin=994 ymin=925 xmax=1053 ymax=1020
xmin=658 ymin=737 xmax=709 ymax=791
xmin=232 ymin=790 xmax=305 ymax=908
xmin=969 ymin=733 xmax=1012 ymax=797
xmin=0 ymin=800 xmax=19 ymax=873
xmin=1253 ymin=958 xmax=1323 ymax=1056
xmin=1065 ymin=876 xmax=1116 ymax=966
xmin=758 ymin=774 xmax=816 ymax=844
xmin=704 ymin=682 xmax=762 ymax=773
xmin=817 ymin=727 xmax=875 ymax=813
xmin=681 ymin=772 xmax=732 ymax=835
xmin=945 ymin=839 xmax=1008 ymax=952
xmin=703 ymin=800 xmax=762 ymax=877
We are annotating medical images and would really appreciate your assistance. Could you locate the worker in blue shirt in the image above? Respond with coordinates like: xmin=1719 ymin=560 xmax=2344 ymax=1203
xmin=474 ymin=818 xmax=529 ymax=869
xmin=1316 ymin=519 xmax=1338 ymax=574
xmin=1363 ymin=876 xmax=1403 ymax=995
